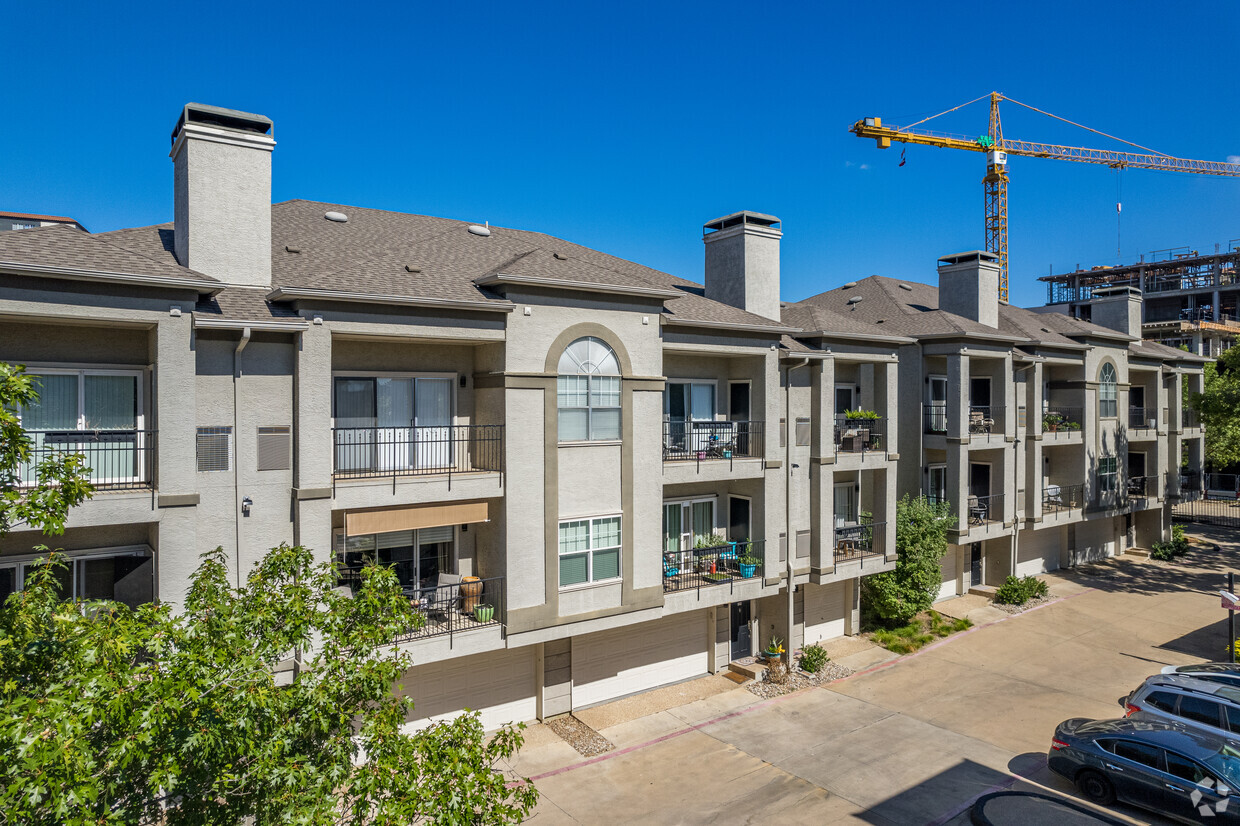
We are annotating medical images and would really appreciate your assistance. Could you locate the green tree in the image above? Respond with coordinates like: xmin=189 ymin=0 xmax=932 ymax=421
xmin=861 ymin=495 xmax=954 ymax=623
xmin=0 ymin=362 xmax=94 ymax=538
xmin=1190 ymin=347 xmax=1240 ymax=469
xmin=0 ymin=544 xmax=539 ymax=825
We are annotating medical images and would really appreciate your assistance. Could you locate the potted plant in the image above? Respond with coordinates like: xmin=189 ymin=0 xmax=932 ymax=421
xmin=737 ymin=553 xmax=760 ymax=578
xmin=844 ymin=408 xmax=880 ymax=420
xmin=473 ymin=603 xmax=494 ymax=623
xmin=1042 ymin=411 xmax=1063 ymax=433
xmin=764 ymin=635 xmax=786 ymax=660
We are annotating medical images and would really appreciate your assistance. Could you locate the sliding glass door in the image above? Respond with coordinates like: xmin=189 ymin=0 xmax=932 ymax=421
xmin=21 ymin=371 xmax=142 ymax=485
xmin=334 ymin=376 xmax=455 ymax=473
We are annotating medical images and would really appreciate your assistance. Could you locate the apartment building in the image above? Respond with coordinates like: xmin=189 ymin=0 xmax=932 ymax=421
xmin=785 ymin=252 xmax=1208 ymax=599
xmin=0 ymin=104 xmax=1203 ymax=733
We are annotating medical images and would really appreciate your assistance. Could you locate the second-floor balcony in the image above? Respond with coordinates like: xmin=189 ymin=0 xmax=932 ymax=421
xmin=833 ymin=415 xmax=884 ymax=455
xmin=663 ymin=539 xmax=766 ymax=593
xmin=662 ymin=420 xmax=764 ymax=464
xmin=336 ymin=565 xmax=504 ymax=643
xmin=1183 ymin=408 xmax=1201 ymax=430
xmin=331 ymin=424 xmax=503 ymax=481
xmin=833 ymin=520 xmax=886 ymax=566
xmin=967 ymin=493 xmax=1003 ymax=527
xmin=1043 ymin=483 xmax=1084 ymax=515
xmin=1042 ymin=407 xmax=1083 ymax=435
xmin=23 ymin=429 xmax=157 ymax=492
xmin=1129 ymin=407 xmax=1157 ymax=430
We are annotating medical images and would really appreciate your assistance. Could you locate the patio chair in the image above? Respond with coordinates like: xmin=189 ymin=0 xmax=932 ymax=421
xmin=969 ymin=410 xmax=993 ymax=435
xmin=427 ymin=573 xmax=462 ymax=622
xmin=967 ymin=495 xmax=988 ymax=525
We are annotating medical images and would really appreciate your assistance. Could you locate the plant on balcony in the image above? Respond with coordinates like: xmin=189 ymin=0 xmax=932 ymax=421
xmin=473 ymin=603 xmax=495 ymax=622
xmin=0 ymin=544 xmax=539 ymax=824
xmin=861 ymin=495 xmax=953 ymax=624
xmin=844 ymin=408 xmax=880 ymax=420
xmin=694 ymin=533 xmax=728 ymax=550
xmin=1042 ymin=411 xmax=1063 ymax=432
xmin=736 ymin=548 xmax=760 ymax=578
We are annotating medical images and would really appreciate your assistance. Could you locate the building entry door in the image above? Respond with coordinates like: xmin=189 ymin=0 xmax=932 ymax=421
xmin=730 ymin=601 xmax=752 ymax=661
xmin=970 ymin=542 xmax=983 ymax=586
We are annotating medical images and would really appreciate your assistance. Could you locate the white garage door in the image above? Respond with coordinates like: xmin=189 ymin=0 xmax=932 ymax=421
xmin=803 ymin=581 xmax=847 ymax=644
xmin=573 ymin=610 xmax=709 ymax=709
xmin=1016 ymin=528 xmax=1060 ymax=577
xmin=937 ymin=548 xmax=958 ymax=601
xmin=400 ymin=646 xmax=537 ymax=733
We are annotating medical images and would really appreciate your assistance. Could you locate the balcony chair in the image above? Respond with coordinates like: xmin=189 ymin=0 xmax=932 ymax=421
xmin=969 ymin=410 xmax=993 ymax=435
xmin=967 ymin=495 xmax=989 ymax=525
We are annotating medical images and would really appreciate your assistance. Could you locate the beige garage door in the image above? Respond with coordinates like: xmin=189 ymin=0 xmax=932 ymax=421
xmin=399 ymin=646 xmax=537 ymax=733
xmin=1016 ymin=527 xmax=1060 ymax=577
xmin=572 ymin=610 xmax=709 ymax=709
xmin=803 ymin=581 xmax=847 ymax=644
xmin=937 ymin=548 xmax=958 ymax=601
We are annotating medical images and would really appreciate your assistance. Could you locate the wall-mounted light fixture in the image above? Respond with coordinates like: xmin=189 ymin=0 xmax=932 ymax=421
xmin=241 ymin=496 xmax=252 ymax=516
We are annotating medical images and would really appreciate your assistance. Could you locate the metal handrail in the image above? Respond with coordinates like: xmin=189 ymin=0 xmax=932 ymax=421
xmin=22 ymin=428 xmax=157 ymax=491
xmin=662 ymin=420 xmax=764 ymax=465
xmin=834 ymin=415 xmax=884 ymax=454
xmin=662 ymin=539 xmax=765 ymax=594
xmin=331 ymin=424 xmax=503 ymax=481
xmin=335 ymin=567 xmax=504 ymax=644
xmin=833 ymin=521 xmax=886 ymax=566
xmin=1043 ymin=484 xmax=1084 ymax=514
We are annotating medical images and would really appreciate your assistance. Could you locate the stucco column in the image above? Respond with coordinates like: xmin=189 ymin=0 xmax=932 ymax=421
xmin=1002 ymin=352 xmax=1016 ymax=441
xmin=880 ymin=359 xmax=898 ymax=458
xmin=294 ymin=324 xmax=333 ymax=564
xmin=810 ymin=359 xmax=835 ymax=572
xmin=947 ymin=353 xmax=970 ymax=530
xmin=1026 ymin=362 xmax=1044 ymax=521
xmin=881 ymin=466 xmax=897 ymax=559
xmin=153 ymin=315 xmax=198 ymax=607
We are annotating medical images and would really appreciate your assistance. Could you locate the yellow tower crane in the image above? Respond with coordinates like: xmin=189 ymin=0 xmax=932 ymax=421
xmin=851 ymin=92 xmax=1240 ymax=303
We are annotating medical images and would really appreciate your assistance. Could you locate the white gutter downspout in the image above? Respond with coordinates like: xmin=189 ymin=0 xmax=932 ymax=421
xmin=785 ymin=358 xmax=810 ymax=667
xmin=233 ymin=327 xmax=251 ymax=586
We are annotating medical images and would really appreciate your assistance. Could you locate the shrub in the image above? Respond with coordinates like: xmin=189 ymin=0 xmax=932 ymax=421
xmin=870 ymin=612 xmax=972 ymax=654
xmin=799 ymin=643 xmax=829 ymax=674
xmin=1152 ymin=528 xmax=1191 ymax=561
xmin=862 ymin=495 xmax=954 ymax=623
xmin=1151 ymin=541 xmax=1177 ymax=561
xmin=994 ymin=575 xmax=1049 ymax=605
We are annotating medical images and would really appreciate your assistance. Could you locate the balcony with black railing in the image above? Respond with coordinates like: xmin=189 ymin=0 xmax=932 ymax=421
xmin=1041 ymin=407 xmax=1083 ymax=436
xmin=1127 ymin=476 xmax=1155 ymax=502
xmin=1182 ymin=408 xmax=1201 ymax=430
xmin=331 ymin=424 xmax=503 ymax=483
xmin=336 ymin=565 xmax=504 ymax=643
xmin=833 ymin=520 xmax=886 ymax=567
xmin=662 ymin=420 xmax=764 ymax=465
xmin=923 ymin=404 xmax=948 ymax=435
xmin=1129 ymin=407 xmax=1157 ymax=430
xmin=966 ymin=493 xmax=1004 ymax=528
xmin=662 ymin=540 xmax=765 ymax=594
xmin=22 ymin=429 xmax=157 ymax=491
xmin=968 ymin=406 xmax=1004 ymax=440
xmin=1043 ymin=483 xmax=1084 ymax=516
xmin=834 ymin=415 xmax=884 ymax=455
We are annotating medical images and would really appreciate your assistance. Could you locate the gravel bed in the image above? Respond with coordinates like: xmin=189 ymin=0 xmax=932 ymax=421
xmin=992 ymin=595 xmax=1053 ymax=615
xmin=545 ymin=714 xmax=614 ymax=757
xmin=745 ymin=660 xmax=854 ymax=699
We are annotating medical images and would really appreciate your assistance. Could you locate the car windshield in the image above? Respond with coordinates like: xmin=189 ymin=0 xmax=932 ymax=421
xmin=1203 ymin=745 xmax=1240 ymax=787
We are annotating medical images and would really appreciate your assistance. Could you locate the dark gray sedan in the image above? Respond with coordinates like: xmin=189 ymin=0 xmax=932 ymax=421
xmin=1049 ymin=717 xmax=1240 ymax=824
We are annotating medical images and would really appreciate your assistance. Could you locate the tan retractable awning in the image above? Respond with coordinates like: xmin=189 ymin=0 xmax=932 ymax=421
xmin=346 ymin=501 xmax=490 ymax=536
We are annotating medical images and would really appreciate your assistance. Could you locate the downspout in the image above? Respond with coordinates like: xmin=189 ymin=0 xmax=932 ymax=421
xmin=785 ymin=358 xmax=810 ymax=667
xmin=233 ymin=327 xmax=251 ymax=587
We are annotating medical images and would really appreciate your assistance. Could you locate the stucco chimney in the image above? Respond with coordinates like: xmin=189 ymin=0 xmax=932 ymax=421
xmin=937 ymin=251 xmax=1000 ymax=329
xmin=170 ymin=103 xmax=275 ymax=287
xmin=702 ymin=211 xmax=781 ymax=321
xmin=1089 ymin=285 xmax=1143 ymax=338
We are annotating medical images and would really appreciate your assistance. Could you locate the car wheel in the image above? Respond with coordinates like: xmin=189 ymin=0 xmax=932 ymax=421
xmin=1076 ymin=770 xmax=1115 ymax=805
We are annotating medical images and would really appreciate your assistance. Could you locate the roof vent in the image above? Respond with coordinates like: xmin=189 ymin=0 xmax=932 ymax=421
xmin=847 ymin=295 xmax=864 ymax=306
xmin=324 ymin=211 xmax=348 ymax=223
xmin=1040 ymin=327 xmax=1051 ymax=333
xmin=876 ymin=319 xmax=886 ymax=324
xmin=843 ymin=281 xmax=858 ymax=289
xmin=405 ymin=265 xmax=422 ymax=273
xmin=284 ymin=245 xmax=301 ymax=254
xmin=553 ymin=252 xmax=568 ymax=261
xmin=898 ymin=283 xmax=912 ymax=291
xmin=467 ymin=224 xmax=491 ymax=237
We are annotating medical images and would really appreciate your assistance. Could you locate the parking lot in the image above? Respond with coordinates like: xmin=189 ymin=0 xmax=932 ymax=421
xmin=511 ymin=526 xmax=1238 ymax=825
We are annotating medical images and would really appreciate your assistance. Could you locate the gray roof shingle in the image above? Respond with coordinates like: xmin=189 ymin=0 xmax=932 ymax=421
xmin=0 ymin=223 xmax=215 ymax=286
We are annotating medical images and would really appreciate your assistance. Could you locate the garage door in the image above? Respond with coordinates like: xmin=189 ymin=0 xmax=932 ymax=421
xmin=803 ymin=582 xmax=847 ymax=644
xmin=573 ymin=610 xmax=709 ymax=709
xmin=937 ymin=548 xmax=958 ymax=601
xmin=399 ymin=646 xmax=537 ymax=733
xmin=1016 ymin=528 xmax=1060 ymax=577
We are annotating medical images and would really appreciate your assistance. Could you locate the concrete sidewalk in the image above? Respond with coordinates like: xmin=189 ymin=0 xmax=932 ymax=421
xmin=511 ymin=531 xmax=1235 ymax=824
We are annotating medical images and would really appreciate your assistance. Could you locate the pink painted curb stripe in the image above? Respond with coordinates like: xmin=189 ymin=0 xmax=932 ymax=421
xmin=525 ymin=586 xmax=1094 ymax=786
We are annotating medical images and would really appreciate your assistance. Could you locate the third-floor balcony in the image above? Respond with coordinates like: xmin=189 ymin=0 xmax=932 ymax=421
xmin=662 ymin=420 xmax=764 ymax=465
xmin=921 ymin=404 xmax=1005 ymax=441
xmin=833 ymin=414 xmax=884 ymax=455
xmin=24 ymin=428 xmax=157 ymax=492
xmin=331 ymin=424 xmax=504 ymax=482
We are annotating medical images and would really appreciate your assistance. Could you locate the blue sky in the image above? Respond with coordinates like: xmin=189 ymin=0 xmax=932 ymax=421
xmin=3 ymin=1 xmax=1237 ymax=309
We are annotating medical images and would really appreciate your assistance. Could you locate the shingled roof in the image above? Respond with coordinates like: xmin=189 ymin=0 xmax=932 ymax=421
xmin=0 ymin=223 xmax=216 ymax=288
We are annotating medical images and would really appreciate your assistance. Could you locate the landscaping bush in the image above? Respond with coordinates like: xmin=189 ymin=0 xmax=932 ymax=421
xmin=799 ymin=643 xmax=829 ymax=674
xmin=1151 ymin=528 xmax=1191 ymax=561
xmin=870 ymin=611 xmax=972 ymax=654
xmin=862 ymin=495 xmax=954 ymax=623
xmin=993 ymin=575 xmax=1049 ymax=605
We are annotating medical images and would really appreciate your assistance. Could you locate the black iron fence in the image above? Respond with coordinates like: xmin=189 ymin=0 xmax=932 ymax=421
xmin=1042 ymin=407 xmax=1083 ymax=433
xmin=833 ymin=521 xmax=886 ymax=566
xmin=336 ymin=566 xmax=504 ymax=643
xmin=967 ymin=493 xmax=1003 ymax=526
xmin=22 ymin=429 xmax=156 ymax=491
xmin=332 ymin=424 xmax=503 ymax=480
xmin=663 ymin=540 xmax=765 ymax=594
xmin=1043 ymin=483 xmax=1085 ymax=514
xmin=662 ymin=420 xmax=764 ymax=464
xmin=924 ymin=404 xmax=947 ymax=434
xmin=1129 ymin=407 xmax=1156 ymax=429
xmin=1127 ymin=475 xmax=1154 ymax=498
xmin=834 ymin=415 xmax=884 ymax=454
xmin=1174 ymin=496 xmax=1240 ymax=529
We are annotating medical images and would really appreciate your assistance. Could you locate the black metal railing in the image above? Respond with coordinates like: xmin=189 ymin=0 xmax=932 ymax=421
xmin=834 ymin=415 xmax=884 ymax=454
xmin=966 ymin=493 xmax=1003 ymax=526
xmin=968 ymin=406 xmax=1003 ymax=436
xmin=1043 ymin=483 xmax=1084 ymax=514
xmin=1129 ymin=407 xmax=1156 ymax=429
xmin=1205 ymin=473 xmax=1240 ymax=495
xmin=1127 ymin=476 xmax=1154 ymax=498
xmin=331 ymin=424 xmax=503 ymax=480
xmin=663 ymin=539 xmax=765 ymax=594
xmin=833 ymin=521 xmax=886 ymax=566
xmin=1183 ymin=408 xmax=1201 ymax=429
xmin=1176 ymin=470 xmax=1202 ymax=499
xmin=22 ymin=429 xmax=156 ymax=491
xmin=923 ymin=404 xmax=947 ymax=434
xmin=336 ymin=566 xmax=504 ymax=643
xmin=1042 ymin=407 xmax=1083 ymax=433
xmin=662 ymin=420 xmax=763 ymax=464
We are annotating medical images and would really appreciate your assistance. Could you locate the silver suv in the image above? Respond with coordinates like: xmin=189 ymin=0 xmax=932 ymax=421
xmin=1123 ymin=674 xmax=1240 ymax=744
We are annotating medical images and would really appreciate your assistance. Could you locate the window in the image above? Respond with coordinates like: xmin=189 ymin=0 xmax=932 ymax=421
xmin=1178 ymin=695 xmax=1223 ymax=727
xmin=333 ymin=376 xmax=454 ymax=472
xmin=557 ymin=337 xmax=620 ymax=441
xmin=559 ymin=515 xmax=621 ymax=587
xmin=665 ymin=382 xmax=715 ymax=422
xmin=1098 ymin=456 xmax=1118 ymax=496
xmin=334 ymin=526 xmax=454 ymax=593
xmin=257 ymin=426 xmax=291 ymax=471
xmin=1146 ymin=691 xmax=1179 ymax=713
xmin=1 ymin=550 xmax=152 ymax=608
xmin=1099 ymin=363 xmax=1118 ymax=418
xmin=196 ymin=427 xmax=233 ymax=472
xmin=663 ymin=498 xmax=717 ymax=553
xmin=927 ymin=465 xmax=948 ymax=506
xmin=1167 ymin=752 xmax=1208 ymax=784
xmin=1225 ymin=705 xmax=1240 ymax=734
xmin=1112 ymin=740 xmax=1165 ymax=771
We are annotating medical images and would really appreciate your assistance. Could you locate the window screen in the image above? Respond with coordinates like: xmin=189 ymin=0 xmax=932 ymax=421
xmin=196 ymin=427 xmax=232 ymax=473
xmin=257 ymin=426 xmax=291 ymax=471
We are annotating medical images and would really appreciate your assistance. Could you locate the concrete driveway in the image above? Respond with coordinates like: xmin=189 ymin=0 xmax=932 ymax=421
xmin=511 ymin=527 xmax=1238 ymax=825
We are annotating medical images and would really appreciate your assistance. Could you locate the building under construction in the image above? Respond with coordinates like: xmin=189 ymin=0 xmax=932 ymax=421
xmin=1041 ymin=241 xmax=1240 ymax=357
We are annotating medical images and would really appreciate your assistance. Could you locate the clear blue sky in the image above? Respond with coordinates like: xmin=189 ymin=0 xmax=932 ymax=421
xmin=3 ymin=1 xmax=1237 ymax=309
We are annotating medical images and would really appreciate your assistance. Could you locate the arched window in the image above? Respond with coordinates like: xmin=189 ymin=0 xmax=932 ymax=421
xmin=557 ymin=337 xmax=621 ymax=441
xmin=1099 ymin=363 xmax=1117 ymax=418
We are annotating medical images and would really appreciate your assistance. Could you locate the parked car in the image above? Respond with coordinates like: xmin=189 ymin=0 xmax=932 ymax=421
xmin=1161 ymin=663 xmax=1240 ymax=688
xmin=1121 ymin=674 xmax=1240 ymax=743
xmin=1049 ymin=717 xmax=1240 ymax=824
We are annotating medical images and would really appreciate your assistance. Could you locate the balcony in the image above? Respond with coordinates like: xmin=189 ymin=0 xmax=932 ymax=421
xmin=336 ymin=566 xmax=505 ymax=643
xmin=968 ymin=406 xmax=1005 ymax=441
xmin=331 ymin=424 xmax=503 ymax=483
xmin=1129 ymin=407 xmax=1157 ymax=430
xmin=1043 ymin=483 xmax=1084 ymax=515
xmin=23 ymin=429 xmax=157 ymax=491
xmin=833 ymin=415 xmax=884 ymax=455
xmin=1183 ymin=408 xmax=1201 ymax=430
xmin=967 ymin=493 xmax=1003 ymax=527
xmin=662 ymin=540 xmax=765 ymax=594
xmin=833 ymin=520 xmax=886 ymax=567
xmin=923 ymin=404 xmax=947 ymax=434
xmin=662 ymin=420 xmax=764 ymax=465
xmin=1041 ymin=407 xmax=1083 ymax=434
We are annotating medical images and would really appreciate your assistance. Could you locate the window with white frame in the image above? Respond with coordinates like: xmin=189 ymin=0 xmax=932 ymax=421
xmin=0 ymin=549 xmax=152 ymax=608
xmin=332 ymin=375 xmax=454 ymax=472
xmin=557 ymin=337 xmax=621 ymax=441
xmin=1098 ymin=456 xmax=1118 ymax=495
xmin=662 ymin=498 xmax=717 ymax=555
xmin=927 ymin=465 xmax=948 ymax=506
xmin=559 ymin=515 xmax=622 ymax=587
xmin=1099 ymin=363 xmax=1118 ymax=418
xmin=332 ymin=526 xmax=455 ymax=593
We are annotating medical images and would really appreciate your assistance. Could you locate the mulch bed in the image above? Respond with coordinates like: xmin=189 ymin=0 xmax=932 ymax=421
xmin=545 ymin=714 xmax=614 ymax=757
